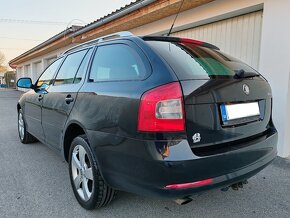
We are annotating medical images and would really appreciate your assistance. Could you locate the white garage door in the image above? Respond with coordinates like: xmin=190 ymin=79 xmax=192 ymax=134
xmin=172 ymin=11 xmax=263 ymax=70
xmin=24 ymin=65 xmax=31 ymax=77
xmin=46 ymin=57 xmax=57 ymax=67
xmin=35 ymin=62 xmax=42 ymax=78
xmin=32 ymin=62 xmax=43 ymax=83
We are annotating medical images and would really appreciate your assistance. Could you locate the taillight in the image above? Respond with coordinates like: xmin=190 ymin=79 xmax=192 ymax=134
xmin=179 ymin=38 xmax=219 ymax=50
xmin=137 ymin=82 xmax=185 ymax=132
xmin=180 ymin=38 xmax=204 ymax=45
xmin=165 ymin=178 xmax=213 ymax=189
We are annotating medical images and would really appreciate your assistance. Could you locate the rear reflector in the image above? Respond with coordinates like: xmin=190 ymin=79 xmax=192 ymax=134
xmin=138 ymin=82 xmax=185 ymax=132
xmin=165 ymin=178 xmax=213 ymax=189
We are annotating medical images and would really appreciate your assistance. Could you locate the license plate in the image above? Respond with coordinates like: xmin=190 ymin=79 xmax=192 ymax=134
xmin=220 ymin=102 xmax=260 ymax=122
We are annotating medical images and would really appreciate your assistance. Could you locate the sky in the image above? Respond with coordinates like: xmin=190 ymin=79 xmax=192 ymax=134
xmin=0 ymin=0 xmax=133 ymax=66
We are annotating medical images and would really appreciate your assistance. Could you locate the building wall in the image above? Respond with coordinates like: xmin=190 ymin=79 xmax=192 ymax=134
xmin=258 ymin=0 xmax=290 ymax=157
xmin=171 ymin=11 xmax=263 ymax=70
xmin=130 ymin=0 xmax=264 ymax=36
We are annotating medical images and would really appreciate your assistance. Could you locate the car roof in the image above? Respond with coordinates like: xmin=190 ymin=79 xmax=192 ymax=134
xmin=61 ymin=31 xmax=220 ymax=57
xmin=62 ymin=31 xmax=135 ymax=56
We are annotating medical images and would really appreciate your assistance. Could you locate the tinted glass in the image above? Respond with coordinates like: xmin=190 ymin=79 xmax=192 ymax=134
xmin=54 ymin=49 xmax=87 ymax=85
xmin=89 ymin=44 xmax=146 ymax=82
xmin=74 ymin=48 xmax=93 ymax=84
xmin=37 ymin=58 xmax=63 ymax=87
xmin=146 ymin=41 xmax=258 ymax=79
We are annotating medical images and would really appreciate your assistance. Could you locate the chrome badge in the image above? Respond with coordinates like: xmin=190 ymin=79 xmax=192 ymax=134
xmin=192 ymin=133 xmax=201 ymax=143
xmin=243 ymin=84 xmax=250 ymax=95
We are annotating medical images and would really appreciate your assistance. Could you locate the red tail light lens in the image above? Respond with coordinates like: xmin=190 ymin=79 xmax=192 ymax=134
xmin=180 ymin=38 xmax=204 ymax=45
xmin=137 ymin=82 xmax=185 ymax=132
xmin=165 ymin=178 xmax=213 ymax=189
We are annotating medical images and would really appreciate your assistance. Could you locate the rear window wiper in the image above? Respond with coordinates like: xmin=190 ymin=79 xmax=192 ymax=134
xmin=234 ymin=69 xmax=259 ymax=78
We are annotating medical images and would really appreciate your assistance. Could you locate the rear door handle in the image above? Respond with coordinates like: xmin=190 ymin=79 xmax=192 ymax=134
xmin=38 ymin=95 xmax=43 ymax=101
xmin=65 ymin=95 xmax=74 ymax=104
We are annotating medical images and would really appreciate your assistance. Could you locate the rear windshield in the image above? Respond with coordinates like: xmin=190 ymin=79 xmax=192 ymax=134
xmin=146 ymin=41 xmax=259 ymax=80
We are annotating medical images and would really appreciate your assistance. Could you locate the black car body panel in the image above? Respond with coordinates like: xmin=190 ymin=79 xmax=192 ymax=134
xmin=182 ymin=78 xmax=272 ymax=148
xmin=86 ymin=127 xmax=276 ymax=198
xmin=22 ymin=90 xmax=45 ymax=141
xmin=17 ymin=34 xmax=278 ymax=200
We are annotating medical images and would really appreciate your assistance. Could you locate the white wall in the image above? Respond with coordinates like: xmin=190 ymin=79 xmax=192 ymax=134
xmin=130 ymin=0 xmax=264 ymax=36
xmin=259 ymin=0 xmax=290 ymax=157
xmin=171 ymin=11 xmax=263 ymax=70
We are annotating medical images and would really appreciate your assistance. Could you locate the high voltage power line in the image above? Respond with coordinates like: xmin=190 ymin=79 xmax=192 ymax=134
xmin=0 ymin=48 xmax=30 ymax=50
xmin=0 ymin=36 xmax=44 ymax=41
xmin=0 ymin=18 xmax=67 ymax=25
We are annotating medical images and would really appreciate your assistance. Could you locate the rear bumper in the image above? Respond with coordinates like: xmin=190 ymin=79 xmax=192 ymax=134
xmin=87 ymin=128 xmax=277 ymax=199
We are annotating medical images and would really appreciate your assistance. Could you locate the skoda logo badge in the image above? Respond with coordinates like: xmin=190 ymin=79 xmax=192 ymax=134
xmin=243 ymin=84 xmax=250 ymax=95
xmin=192 ymin=133 xmax=201 ymax=143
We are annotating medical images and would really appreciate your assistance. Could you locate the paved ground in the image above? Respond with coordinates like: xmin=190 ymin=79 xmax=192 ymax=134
xmin=0 ymin=89 xmax=290 ymax=218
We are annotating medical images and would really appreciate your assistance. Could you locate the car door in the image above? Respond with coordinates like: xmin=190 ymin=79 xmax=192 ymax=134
xmin=24 ymin=58 xmax=63 ymax=142
xmin=41 ymin=48 xmax=94 ymax=149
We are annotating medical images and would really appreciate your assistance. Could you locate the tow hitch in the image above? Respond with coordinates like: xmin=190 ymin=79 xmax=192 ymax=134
xmin=221 ymin=180 xmax=248 ymax=192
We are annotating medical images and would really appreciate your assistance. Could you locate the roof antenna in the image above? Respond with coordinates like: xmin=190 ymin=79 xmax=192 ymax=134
xmin=167 ymin=0 xmax=185 ymax=36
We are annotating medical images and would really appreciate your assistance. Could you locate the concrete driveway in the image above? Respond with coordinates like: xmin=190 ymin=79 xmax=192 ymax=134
xmin=0 ymin=89 xmax=289 ymax=218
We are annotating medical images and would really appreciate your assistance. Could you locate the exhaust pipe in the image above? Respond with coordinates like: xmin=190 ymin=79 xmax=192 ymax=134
xmin=231 ymin=180 xmax=248 ymax=191
xmin=174 ymin=197 xmax=192 ymax=205
xmin=221 ymin=180 xmax=249 ymax=192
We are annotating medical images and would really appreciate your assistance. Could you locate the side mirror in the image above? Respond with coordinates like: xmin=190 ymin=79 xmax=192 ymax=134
xmin=17 ymin=78 xmax=33 ymax=89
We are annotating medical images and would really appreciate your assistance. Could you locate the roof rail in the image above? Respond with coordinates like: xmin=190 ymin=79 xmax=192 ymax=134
xmin=63 ymin=31 xmax=134 ymax=55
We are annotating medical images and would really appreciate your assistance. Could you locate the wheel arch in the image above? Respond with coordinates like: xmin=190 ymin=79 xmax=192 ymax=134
xmin=63 ymin=121 xmax=87 ymax=162
xmin=62 ymin=121 xmax=111 ymax=185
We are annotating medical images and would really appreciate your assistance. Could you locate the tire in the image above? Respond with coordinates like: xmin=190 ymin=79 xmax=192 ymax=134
xmin=69 ymin=135 xmax=117 ymax=210
xmin=18 ymin=109 xmax=36 ymax=144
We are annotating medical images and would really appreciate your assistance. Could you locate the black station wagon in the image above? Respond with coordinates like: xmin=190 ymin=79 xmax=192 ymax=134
xmin=17 ymin=32 xmax=278 ymax=209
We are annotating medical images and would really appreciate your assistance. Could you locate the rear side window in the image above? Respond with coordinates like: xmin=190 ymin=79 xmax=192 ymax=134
xmin=89 ymin=44 xmax=147 ymax=82
xmin=54 ymin=49 xmax=87 ymax=85
xmin=74 ymin=49 xmax=93 ymax=84
xmin=146 ymin=41 xmax=258 ymax=80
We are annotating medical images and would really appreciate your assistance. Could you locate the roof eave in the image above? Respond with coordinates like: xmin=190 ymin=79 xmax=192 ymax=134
xmin=71 ymin=0 xmax=156 ymax=38
xmin=9 ymin=26 xmax=81 ymax=67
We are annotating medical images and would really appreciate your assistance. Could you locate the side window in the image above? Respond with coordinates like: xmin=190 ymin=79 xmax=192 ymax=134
xmin=54 ymin=49 xmax=87 ymax=86
xmin=89 ymin=44 xmax=147 ymax=82
xmin=37 ymin=58 xmax=63 ymax=88
xmin=74 ymin=48 xmax=93 ymax=84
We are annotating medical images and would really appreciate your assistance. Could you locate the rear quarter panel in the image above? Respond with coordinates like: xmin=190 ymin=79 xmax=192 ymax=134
xmin=64 ymin=38 xmax=179 ymax=173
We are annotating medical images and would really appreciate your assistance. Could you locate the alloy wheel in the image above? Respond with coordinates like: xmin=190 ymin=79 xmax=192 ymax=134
xmin=71 ymin=145 xmax=94 ymax=201
xmin=18 ymin=112 xmax=25 ymax=140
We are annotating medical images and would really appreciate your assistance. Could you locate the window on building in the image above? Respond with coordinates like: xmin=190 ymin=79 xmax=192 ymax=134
xmin=54 ymin=49 xmax=88 ymax=86
xmin=37 ymin=58 xmax=63 ymax=88
xmin=89 ymin=44 xmax=147 ymax=82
